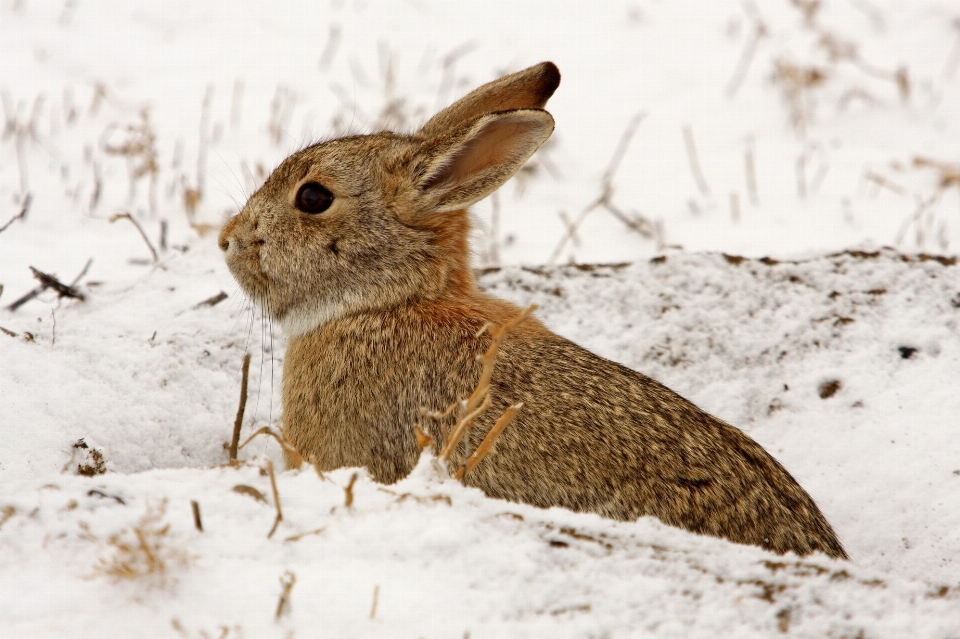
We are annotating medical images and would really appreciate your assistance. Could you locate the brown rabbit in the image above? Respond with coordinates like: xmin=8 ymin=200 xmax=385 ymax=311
xmin=219 ymin=62 xmax=847 ymax=559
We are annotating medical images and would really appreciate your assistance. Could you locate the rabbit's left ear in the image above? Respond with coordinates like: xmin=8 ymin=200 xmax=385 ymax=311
xmin=419 ymin=62 xmax=559 ymax=139
xmin=414 ymin=109 xmax=554 ymax=213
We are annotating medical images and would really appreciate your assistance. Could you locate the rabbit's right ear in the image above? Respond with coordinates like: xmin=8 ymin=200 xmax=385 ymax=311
xmin=414 ymin=109 xmax=554 ymax=214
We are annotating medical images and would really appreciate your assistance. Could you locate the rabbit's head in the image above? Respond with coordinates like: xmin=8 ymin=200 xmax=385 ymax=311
xmin=219 ymin=62 xmax=559 ymax=336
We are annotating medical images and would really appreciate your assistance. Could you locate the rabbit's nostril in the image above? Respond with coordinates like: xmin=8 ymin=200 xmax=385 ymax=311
xmin=218 ymin=236 xmax=230 ymax=252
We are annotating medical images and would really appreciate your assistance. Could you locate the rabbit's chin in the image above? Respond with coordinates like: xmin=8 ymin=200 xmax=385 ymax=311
xmin=276 ymin=297 xmax=350 ymax=337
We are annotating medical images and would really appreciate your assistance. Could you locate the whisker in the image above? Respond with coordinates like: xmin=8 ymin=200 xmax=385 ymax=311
xmin=213 ymin=148 xmax=248 ymax=202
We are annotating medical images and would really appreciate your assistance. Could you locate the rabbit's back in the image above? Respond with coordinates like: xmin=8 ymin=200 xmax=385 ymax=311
xmin=282 ymin=294 xmax=847 ymax=559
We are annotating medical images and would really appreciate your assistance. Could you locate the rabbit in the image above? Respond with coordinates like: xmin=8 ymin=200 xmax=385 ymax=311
xmin=219 ymin=61 xmax=848 ymax=560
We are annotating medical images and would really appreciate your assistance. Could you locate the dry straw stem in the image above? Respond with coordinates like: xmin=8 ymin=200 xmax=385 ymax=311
xmin=729 ymin=192 xmax=741 ymax=223
xmin=454 ymin=402 xmax=523 ymax=481
xmin=9 ymin=259 xmax=91 ymax=312
xmin=268 ymin=85 xmax=296 ymax=146
xmin=943 ymin=18 xmax=960 ymax=80
xmin=865 ymin=171 xmax=906 ymax=196
xmin=791 ymin=0 xmax=822 ymax=27
xmin=194 ymin=291 xmax=228 ymax=309
xmin=344 ymin=471 xmax=359 ymax=508
xmin=0 ymin=505 xmax=16 ymax=530
xmin=683 ymin=125 xmax=711 ymax=196
xmin=94 ymin=499 xmax=190 ymax=582
xmin=190 ymin=500 xmax=203 ymax=533
xmin=266 ymin=460 xmax=283 ymax=539
xmin=548 ymin=112 xmax=653 ymax=264
xmin=238 ymin=426 xmax=304 ymax=469
xmin=818 ymin=29 xmax=912 ymax=103
xmin=275 ymin=570 xmax=296 ymax=621
xmin=229 ymin=353 xmax=252 ymax=461
xmin=172 ymin=619 xmax=244 ymax=639
xmin=1 ymin=91 xmax=48 ymax=194
xmin=230 ymin=78 xmax=245 ymax=130
xmin=103 ymin=108 xmax=159 ymax=214
xmin=773 ymin=59 xmax=828 ymax=134
xmin=426 ymin=306 xmax=533 ymax=478
xmin=744 ymin=137 xmax=759 ymax=205
xmin=369 ymin=584 xmax=380 ymax=620
xmin=196 ymin=85 xmax=213 ymax=201
xmin=726 ymin=2 xmax=769 ymax=98
xmin=0 ymin=193 xmax=31 ymax=235
xmin=109 ymin=212 xmax=159 ymax=263
xmin=434 ymin=40 xmax=479 ymax=113
xmin=895 ymin=188 xmax=945 ymax=248
xmin=284 ymin=526 xmax=326 ymax=543
xmin=318 ymin=24 xmax=342 ymax=70
xmin=913 ymin=156 xmax=960 ymax=189
xmin=29 ymin=266 xmax=85 ymax=301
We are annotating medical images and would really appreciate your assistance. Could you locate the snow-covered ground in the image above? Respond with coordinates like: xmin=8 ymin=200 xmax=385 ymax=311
xmin=2 ymin=1 xmax=959 ymax=636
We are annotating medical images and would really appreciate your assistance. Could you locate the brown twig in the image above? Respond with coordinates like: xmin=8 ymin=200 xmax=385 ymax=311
xmin=319 ymin=24 xmax=342 ymax=70
xmin=726 ymin=5 xmax=769 ymax=98
xmin=913 ymin=156 xmax=960 ymax=189
xmin=266 ymin=460 xmax=283 ymax=539
xmin=30 ymin=267 xmax=85 ymax=301
xmin=0 ymin=193 xmax=31 ymax=234
xmin=109 ymin=212 xmax=159 ymax=263
xmin=683 ymin=125 xmax=711 ymax=196
xmin=369 ymin=584 xmax=380 ymax=620
xmin=895 ymin=189 xmax=944 ymax=248
xmin=344 ymin=472 xmax=358 ymax=508
xmin=773 ymin=59 xmax=828 ymax=134
xmin=196 ymin=291 xmax=228 ymax=310
xmin=284 ymin=526 xmax=326 ymax=542
xmin=730 ymin=192 xmax=741 ymax=222
xmin=197 ymin=85 xmax=213 ymax=202
xmin=190 ymin=500 xmax=203 ymax=532
xmin=455 ymin=402 xmax=522 ymax=481
xmin=8 ymin=258 xmax=90 ymax=312
xmin=238 ymin=426 xmax=304 ymax=469
xmin=865 ymin=171 xmax=906 ymax=196
xmin=434 ymin=41 xmax=478 ymax=112
xmin=943 ymin=19 xmax=960 ymax=80
xmin=796 ymin=154 xmax=807 ymax=199
xmin=103 ymin=108 xmax=159 ymax=214
xmin=548 ymin=112 xmax=648 ymax=264
xmin=230 ymin=78 xmax=245 ymax=130
xmin=275 ymin=571 xmax=296 ymax=620
xmin=424 ymin=306 xmax=533 ymax=479
xmin=744 ymin=136 xmax=759 ymax=205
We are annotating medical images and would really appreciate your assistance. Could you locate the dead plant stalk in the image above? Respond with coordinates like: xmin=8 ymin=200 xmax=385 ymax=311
xmin=424 ymin=306 xmax=534 ymax=478
xmin=266 ymin=460 xmax=283 ymax=539
xmin=229 ymin=353 xmax=252 ymax=461
xmin=109 ymin=212 xmax=159 ymax=263
xmin=0 ymin=193 xmax=32 ymax=235
xmin=683 ymin=125 xmax=711 ymax=196
xmin=548 ymin=112 xmax=650 ymax=264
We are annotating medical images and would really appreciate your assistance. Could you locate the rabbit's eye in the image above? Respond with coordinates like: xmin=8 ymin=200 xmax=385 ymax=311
xmin=295 ymin=182 xmax=334 ymax=214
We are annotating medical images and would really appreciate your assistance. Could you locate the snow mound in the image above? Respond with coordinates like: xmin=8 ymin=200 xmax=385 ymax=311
xmin=2 ymin=249 xmax=959 ymax=637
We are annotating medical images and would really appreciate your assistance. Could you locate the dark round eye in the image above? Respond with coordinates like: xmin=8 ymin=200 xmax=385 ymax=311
xmin=295 ymin=182 xmax=334 ymax=214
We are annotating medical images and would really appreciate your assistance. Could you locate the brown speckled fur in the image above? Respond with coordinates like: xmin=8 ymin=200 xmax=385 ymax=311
xmin=219 ymin=62 xmax=847 ymax=559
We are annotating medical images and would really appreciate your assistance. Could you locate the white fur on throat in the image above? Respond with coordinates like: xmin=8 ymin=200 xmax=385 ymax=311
xmin=279 ymin=298 xmax=350 ymax=337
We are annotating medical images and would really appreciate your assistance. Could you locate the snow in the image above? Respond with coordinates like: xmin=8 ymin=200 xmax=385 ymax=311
xmin=1 ymin=1 xmax=959 ymax=637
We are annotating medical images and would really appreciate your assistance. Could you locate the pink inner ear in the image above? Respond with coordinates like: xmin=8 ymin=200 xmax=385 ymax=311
xmin=423 ymin=119 xmax=534 ymax=191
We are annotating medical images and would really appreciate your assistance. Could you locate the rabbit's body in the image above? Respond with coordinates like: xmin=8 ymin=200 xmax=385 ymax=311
xmin=221 ymin=62 xmax=848 ymax=559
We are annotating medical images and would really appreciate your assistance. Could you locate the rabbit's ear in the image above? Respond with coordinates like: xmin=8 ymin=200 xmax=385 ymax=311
xmin=419 ymin=62 xmax=560 ymax=139
xmin=416 ymin=109 xmax=554 ymax=213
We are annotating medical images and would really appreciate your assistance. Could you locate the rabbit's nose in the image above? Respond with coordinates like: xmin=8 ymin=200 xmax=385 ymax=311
xmin=218 ymin=215 xmax=240 ymax=251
